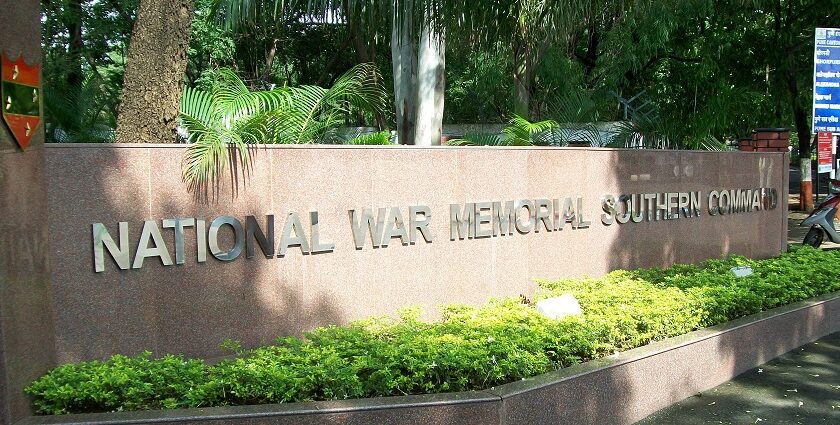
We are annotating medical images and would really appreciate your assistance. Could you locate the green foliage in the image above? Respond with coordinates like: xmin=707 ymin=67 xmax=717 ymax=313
xmin=503 ymin=115 xmax=559 ymax=145
xmin=343 ymin=131 xmax=393 ymax=145
xmin=43 ymin=76 xmax=118 ymax=143
xmin=40 ymin=0 xmax=840 ymax=150
xmin=187 ymin=0 xmax=237 ymax=88
xmin=26 ymin=247 xmax=840 ymax=415
xmin=447 ymin=132 xmax=509 ymax=146
xmin=448 ymin=115 xmax=557 ymax=146
xmin=444 ymin=47 xmax=512 ymax=123
xmin=26 ymin=353 xmax=208 ymax=415
xmin=179 ymin=63 xmax=389 ymax=187
xmin=41 ymin=0 xmax=135 ymax=142
xmin=211 ymin=0 xmax=361 ymax=87
xmin=626 ymin=0 xmax=839 ymax=149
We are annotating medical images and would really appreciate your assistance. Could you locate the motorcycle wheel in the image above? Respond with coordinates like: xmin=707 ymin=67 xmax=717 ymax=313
xmin=804 ymin=227 xmax=825 ymax=248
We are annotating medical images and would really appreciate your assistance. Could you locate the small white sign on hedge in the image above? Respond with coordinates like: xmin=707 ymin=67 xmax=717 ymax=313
xmin=536 ymin=294 xmax=583 ymax=320
xmin=731 ymin=266 xmax=753 ymax=278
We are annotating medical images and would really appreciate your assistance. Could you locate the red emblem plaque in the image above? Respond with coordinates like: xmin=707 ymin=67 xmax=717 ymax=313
xmin=1 ymin=54 xmax=41 ymax=150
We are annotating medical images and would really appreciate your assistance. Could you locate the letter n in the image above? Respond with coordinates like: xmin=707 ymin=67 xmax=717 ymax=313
xmin=92 ymin=222 xmax=130 ymax=272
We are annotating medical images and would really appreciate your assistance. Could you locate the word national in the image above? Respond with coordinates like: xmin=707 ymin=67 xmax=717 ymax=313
xmin=92 ymin=213 xmax=336 ymax=273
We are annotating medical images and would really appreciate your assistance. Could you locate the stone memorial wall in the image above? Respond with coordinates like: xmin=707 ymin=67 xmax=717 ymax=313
xmin=43 ymin=144 xmax=788 ymax=364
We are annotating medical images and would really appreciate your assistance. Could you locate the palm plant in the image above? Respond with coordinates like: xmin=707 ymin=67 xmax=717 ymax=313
xmin=448 ymin=115 xmax=558 ymax=146
xmin=179 ymin=62 xmax=388 ymax=187
xmin=43 ymin=77 xmax=118 ymax=143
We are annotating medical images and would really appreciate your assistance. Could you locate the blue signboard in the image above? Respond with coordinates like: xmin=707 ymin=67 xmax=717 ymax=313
xmin=813 ymin=28 xmax=840 ymax=134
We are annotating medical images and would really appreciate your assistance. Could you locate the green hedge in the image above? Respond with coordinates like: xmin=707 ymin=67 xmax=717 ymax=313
xmin=27 ymin=246 xmax=840 ymax=415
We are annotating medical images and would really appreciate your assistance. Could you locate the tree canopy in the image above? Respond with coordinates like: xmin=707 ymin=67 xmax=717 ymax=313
xmin=40 ymin=0 xmax=840 ymax=151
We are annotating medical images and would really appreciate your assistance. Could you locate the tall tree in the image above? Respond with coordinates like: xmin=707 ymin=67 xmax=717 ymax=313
xmin=41 ymin=0 xmax=137 ymax=142
xmin=302 ymin=1 xmax=447 ymax=144
xmin=414 ymin=18 xmax=445 ymax=146
xmin=763 ymin=0 xmax=837 ymax=209
xmin=457 ymin=0 xmax=591 ymax=119
xmin=390 ymin=1 xmax=446 ymax=145
xmin=509 ymin=1 xmax=569 ymax=118
xmin=65 ymin=0 xmax=84 ymax=88
xmin=114 ymin=0 xmax=195 ymax=143
xmin=391 ymin=1 xmax=418 ymax=143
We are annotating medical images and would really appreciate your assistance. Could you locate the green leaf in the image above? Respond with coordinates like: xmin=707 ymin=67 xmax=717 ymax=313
xmin=179 ymin=63 xmax=389 ymax=188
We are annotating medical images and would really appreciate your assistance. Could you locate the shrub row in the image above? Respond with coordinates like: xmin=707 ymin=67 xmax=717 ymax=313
xmin=27 ymin=246 xmax=840 ymax=415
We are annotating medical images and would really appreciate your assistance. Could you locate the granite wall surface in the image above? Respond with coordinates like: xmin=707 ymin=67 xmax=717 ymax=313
xmin=0 ymin=1 xmax=57 ymax=424
xmin=43 ymin=144 xmax=789 ymax=363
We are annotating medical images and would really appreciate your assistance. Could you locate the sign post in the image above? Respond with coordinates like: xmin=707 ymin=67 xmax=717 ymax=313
xmin=818 ymin=132 xmax=833 ymax=174
xmin=810 ymin=28 xmax=840 ymax=208
xmin=813 ymin=28 xmax=840 ymax=134
xmin=818 ymin=132 xmax=833 ymax=200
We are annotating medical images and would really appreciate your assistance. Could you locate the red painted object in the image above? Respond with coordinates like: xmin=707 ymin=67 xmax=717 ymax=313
xmin=1 ymin=54 xmax=41 ymax=150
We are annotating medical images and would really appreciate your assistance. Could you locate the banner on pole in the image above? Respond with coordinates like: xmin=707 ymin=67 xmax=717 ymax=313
xmin=818 ymin=131 xmax=833 ymax=173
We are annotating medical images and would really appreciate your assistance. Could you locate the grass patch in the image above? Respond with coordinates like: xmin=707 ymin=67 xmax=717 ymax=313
xmin=27 ymin=246 xmax=840 ymax=415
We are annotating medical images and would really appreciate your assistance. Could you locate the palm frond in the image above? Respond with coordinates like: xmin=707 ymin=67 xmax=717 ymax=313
xmin=181 ymin=113 xmax=251 ymax=189
xmin=446 ymin=133 xmax=507 ymax=146
xmin=503 ymin=115 xmax=558 ymax=145
xmin=260 ymin=63 xmax=387 ymax=144
xmin=44 ymin=76 xmax=116 ymax=143
xmin=180 ymin=87 xmax=214 ymax=127
xmin=179 ymin=63 xmax=389 ymax=188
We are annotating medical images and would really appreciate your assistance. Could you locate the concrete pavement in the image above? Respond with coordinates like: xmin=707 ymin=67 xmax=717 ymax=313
xmin=636 ymin=334 xmax=840 ymax=424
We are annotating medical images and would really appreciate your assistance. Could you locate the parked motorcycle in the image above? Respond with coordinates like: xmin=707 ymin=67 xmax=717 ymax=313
xmin=802 ymin=179 xmax=840 ymax=247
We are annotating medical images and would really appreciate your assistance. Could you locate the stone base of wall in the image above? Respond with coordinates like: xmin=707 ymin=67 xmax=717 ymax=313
xmin=17 ymin=291 xmax=840 ymax=425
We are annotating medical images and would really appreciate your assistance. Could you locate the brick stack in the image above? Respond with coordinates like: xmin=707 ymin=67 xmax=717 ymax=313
xmin=738 ymin=128 xmax=790 ymax=152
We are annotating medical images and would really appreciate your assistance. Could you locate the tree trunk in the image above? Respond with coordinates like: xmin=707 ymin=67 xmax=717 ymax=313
xmin=392 ymin=0 xmax=417 ymax=145
xmin=62 ymin=0 xmax=84 ymax=134
xmin=114 ymin=0 xmax=195 ymax=143
xmin=785 ymin=68 xmax=813 ymax=211
xmin=512 ymin=38 xmax=533 ymax=119
xmin=263 ymin=38 xmax=279 ymax=86
xmin=431 ymin=37 xmax=445 ymax=144
xmin=66 ymin=0 xmax=84 ymax=88
xmin=391 ymin=0 xmax=446 ymax=145
xmin=581 ymin=26 xmax=600 ymax=87
xmin=346 ymin=0 xmax=371 ymax=64
xmin=414 ymin=22 xmax=445 ymax=146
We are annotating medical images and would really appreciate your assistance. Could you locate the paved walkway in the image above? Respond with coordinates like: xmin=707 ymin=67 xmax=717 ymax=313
xmin=638 ymin=205 xmax=840 ymax=424
xmin=636 ymin=333 xmax=840 ymax=424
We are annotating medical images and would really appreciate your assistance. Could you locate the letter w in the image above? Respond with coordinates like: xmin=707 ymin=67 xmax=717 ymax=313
xmin=349 ymin=208 xmax=386 ymax=249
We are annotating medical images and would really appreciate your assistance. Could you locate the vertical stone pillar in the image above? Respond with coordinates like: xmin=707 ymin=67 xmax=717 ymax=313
xmin=0 ymin=1 xmax=57 ymax=423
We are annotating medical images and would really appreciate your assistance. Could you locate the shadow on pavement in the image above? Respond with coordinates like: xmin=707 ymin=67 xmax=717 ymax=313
xmin=636 ymin=333 xmax=840 ymax=424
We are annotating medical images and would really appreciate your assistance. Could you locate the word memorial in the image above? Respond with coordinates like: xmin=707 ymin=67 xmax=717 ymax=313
xmin=91 ymin=188 xmax=778 ymax=272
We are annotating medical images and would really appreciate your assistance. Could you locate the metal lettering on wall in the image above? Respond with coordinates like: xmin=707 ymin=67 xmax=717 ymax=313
xmin=91 ymin=187 xmax=779 ymax=272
